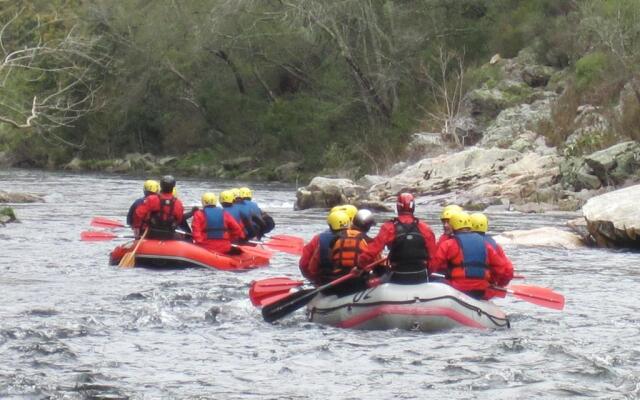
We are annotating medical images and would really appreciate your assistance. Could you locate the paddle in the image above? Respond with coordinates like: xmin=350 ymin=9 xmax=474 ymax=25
xmin=81 ymin=231 xmax=133 ymax=241
xmin=119 ymin=229 xmax=148 ymax=268
xmin=91 ymin=217 xmax=126 ymax=229
xmin=251 ymin=239 xmax=303 ymax=256
xmin=249 ymin=277 xmax=304 ymax=306
xmin=261 ymin=258 xmax=387 ymax=323
xmin=267 ymin=234 xmax=305 ymax=245
xmin=430 ymin=273 xmax=563 ymax=310
xmin=494 ymin=284 xmax=565 ymax=310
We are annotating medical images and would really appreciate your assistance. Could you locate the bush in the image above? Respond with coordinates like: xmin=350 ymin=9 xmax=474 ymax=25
xmin=575 ymin=52 xmax=608 ymax=89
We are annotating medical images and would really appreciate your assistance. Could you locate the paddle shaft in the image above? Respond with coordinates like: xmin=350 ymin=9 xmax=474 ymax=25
xmin=119 ymin=228 xmax=148 ymax=268
xmin=261 ymin=258 xmax=387 ymax=323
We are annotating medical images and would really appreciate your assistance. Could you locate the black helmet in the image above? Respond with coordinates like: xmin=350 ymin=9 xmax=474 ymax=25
xmin=353 ymin=209 xmax=376 ymax=233
xmin=160 ymin=175 xmax=176 ymax=193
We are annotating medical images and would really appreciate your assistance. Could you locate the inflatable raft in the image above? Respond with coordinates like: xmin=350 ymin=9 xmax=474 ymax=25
xmin=307 ymin=282 xmax=509 ymax=331
xmin=109 ymin=239 xmax=270 ymax=271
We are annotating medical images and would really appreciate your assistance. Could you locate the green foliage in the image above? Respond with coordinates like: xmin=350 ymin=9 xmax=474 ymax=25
xmin=575 ymin=52 xmax=609 ymax=89
xmin=562 ymin=130 xmax=619 ymax=157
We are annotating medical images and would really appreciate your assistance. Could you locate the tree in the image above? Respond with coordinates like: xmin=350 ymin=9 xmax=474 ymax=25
xmin=0 ymin=6 xmax=109 ymax=146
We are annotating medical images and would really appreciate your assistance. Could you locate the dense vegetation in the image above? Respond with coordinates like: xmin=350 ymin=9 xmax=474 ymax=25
xmin=1 ymin=0 xmax=639 ymax=179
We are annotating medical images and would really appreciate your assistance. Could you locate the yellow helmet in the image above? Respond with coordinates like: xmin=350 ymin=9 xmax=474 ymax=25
xmin=220 ymin=190 xmax=235 ymax=204
xmin=327 ymin=210 xmax=350 ymax=231
xmin=470 ymin=213 xmax=489 ymax=233
xmin=449 ymin=211 xmax=472 ymax=231
xmin=143 ymin=180 xmax=160 ymax=194
xmin=239 ymin=187 xmax=252 ymax=199
xmin=230 ymin=188 xmax=241 ymax=200
xmin=440 ymin=204 xmax=463 ymax=220
xmin=201 ymin=192 xmax=218 ymax=206
xmin=330 ymin=204 xmax=358 ymax=222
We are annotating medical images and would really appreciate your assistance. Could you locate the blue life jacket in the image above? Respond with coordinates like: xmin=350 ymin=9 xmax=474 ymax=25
xmin=453 ymin=232 xmax=488 ymax=279
xmin=318 ymin=230 xmax=337 ymax=271
xmin=482 ymin=233 xmax=498 ymax=251
xmin=126 ymin=197 xmax=145 ymax=226
xmin=245 ymin=200 xmax=262 ymax=217
xmin=204 ymin=206 xmax=226 ymax=239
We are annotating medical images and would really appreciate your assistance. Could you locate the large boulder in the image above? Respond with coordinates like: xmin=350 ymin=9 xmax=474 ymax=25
xmin=494 ymin=227 xmax=585 ymax=249
xmin=295 ymin=177 xmax=366 ymax=210
xmin=582 ymin=184 xmax=640 ymax=249
xmin=405 ymin=132 xmax=447 ymax=161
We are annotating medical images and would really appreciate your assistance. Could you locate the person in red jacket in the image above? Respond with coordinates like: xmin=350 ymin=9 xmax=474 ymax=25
xmin=191 ymin=192 xmax=245 ymax=254
xmin=437 ymin=204 xmax=463 ymax=246
xmin=359 ymin=193 xmax=437 ymax=284
xmin=431 ymin=211 xmax=513 ymax=299
xmin=134 ymin=175 xmax=184 ymax=240
xmin=299 ymin=210 xmax=353 ymax=287
xmin=470 ymin=212 xmax=514 ymax=275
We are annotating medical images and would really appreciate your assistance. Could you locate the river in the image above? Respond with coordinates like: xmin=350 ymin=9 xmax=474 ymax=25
xmin=1 ymin=169 xmax=639 ymax=399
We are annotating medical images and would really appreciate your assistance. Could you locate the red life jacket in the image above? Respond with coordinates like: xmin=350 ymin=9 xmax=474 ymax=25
xmin=148 ymin=194 xmax=177 ymax=238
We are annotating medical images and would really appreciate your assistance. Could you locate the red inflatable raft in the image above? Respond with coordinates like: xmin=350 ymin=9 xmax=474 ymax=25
xmin=109 ymin=239 xmax=270 ymax=271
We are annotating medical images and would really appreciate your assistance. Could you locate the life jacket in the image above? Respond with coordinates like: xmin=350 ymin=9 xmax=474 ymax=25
xmin=481 ymin=233 xmax=498 ymax=250
xmin=389 ymin=218 xmax=428 ymax=276
xmin=148 ymin=194 xmax=177 ymax=237
xmin=126 ymin=197 xmax=145 ymax=226
xmin=315 ymin=230 xmax=340 ymax=282
xmin=224 ymin=204 xmax=254 ymax=237
xmin=331 ymin=229 xmax=367 ymax=271
xmin=451 ymin=232 xmax=490 ymax=280
xmin=204 ymin=206 xmax=227 ymax=240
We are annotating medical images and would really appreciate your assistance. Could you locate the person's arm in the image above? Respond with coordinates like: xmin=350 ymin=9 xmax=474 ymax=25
xmin=419 ymin=223 xmax=438 ymax=266
xmin=225 ymin=211 xmax=245 ymax=241
xmin=430 ymin=238 xmax=454 ymax=274
xmin=299 ymin=235 xmax=320 ymax=282
xmin=358 ymin=222 xmax=393 ymax=266
xmin=134 ymin=195 xmax=157 ymax=229
xmin=173 ymin=199 xmax=184 ymax=225
xmin=486 ymin=244 xmax=513 ymax=287
xmin=191 ymin=211 xmax=206 ymax=243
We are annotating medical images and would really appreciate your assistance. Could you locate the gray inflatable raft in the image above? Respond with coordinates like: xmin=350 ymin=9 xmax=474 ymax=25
xmin=307 ymin=282 xmax=510 ymax=332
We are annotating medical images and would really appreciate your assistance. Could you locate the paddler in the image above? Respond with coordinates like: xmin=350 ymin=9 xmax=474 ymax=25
xmin=220 ymin=190 xmax=255 ymax=240
xmin=438 ymin=204 xmax=463 ymax=245
xmin=470 ymin=212 xmax=514 ymax=277
xmin=358 ymin=193 xmax=437 ymax=284
xmin=191 ymin=192 xmax=245 ymax=254
xmin=127 ymin=179 xmax=159 ymax=228
xmin=299 ymin=210 xmax=370 ymax=295
xmin=352 ymin=209 xmax=376 ymax=242
xmin=134 ymin=175 xmax=184 ymax=240
xmin=431 ymin=211 xmax=513 ymax=299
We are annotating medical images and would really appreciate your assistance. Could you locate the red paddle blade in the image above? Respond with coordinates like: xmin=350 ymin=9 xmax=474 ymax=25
xmin=249 ymin=278 xmax=304 ymax=306
xmin=262 ymin=240 xmax=303 ymax=256
xmin=268 ymin=234 xmax=304 ymax=246
xmin=91 ymin=217 xmax=126 ymax=229
xmin=236 ymin=244 xmax=273 ymax=259
xmin=508 ymin=285 xmax=565 ymax=310
xmin=81 ymin=231 xmax=118 ymax=241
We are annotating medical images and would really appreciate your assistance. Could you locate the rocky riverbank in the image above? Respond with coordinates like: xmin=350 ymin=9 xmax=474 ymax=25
xmin=295 ymin=50 xmax=640 ymax=250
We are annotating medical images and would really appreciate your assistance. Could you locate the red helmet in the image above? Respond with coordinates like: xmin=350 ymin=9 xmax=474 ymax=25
xmin=396 ymin=192 xmax=415 ymax=214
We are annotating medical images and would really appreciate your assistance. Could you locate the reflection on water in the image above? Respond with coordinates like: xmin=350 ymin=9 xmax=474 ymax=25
xmin=1 ymin=169 xmax=639 ymax=399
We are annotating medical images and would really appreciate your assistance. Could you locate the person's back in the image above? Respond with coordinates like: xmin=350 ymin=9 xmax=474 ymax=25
xmin=432 ymin=212 xmax=513 ymax=299
xmin=192 ymin=193 xmax=244 ymax=253
xmin=220 ymin=190 xmax=254 ymax=239
xmin=127 ymin=180 xmax=159 ymax=228
xmin=360 ymin=193 xmax=437 ymax=284
xmin=134 ymin=175 xmax=184 ymax=240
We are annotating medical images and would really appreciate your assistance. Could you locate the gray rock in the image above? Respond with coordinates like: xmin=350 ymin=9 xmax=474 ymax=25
xmin=273 ymin=161 xmax=302 ymax=182
xmin=495 ymin=227 xmax=585 ymax=249
xmin=295 ymin=177 xmax=366 ymax=210
xmin=406 ymin=132 xmax=447 ymax=160
xmin=0 ymin=191 xmax=44 ymax=203
xmin=584 ymin=141 xmax=640 ymax=185
xmin=582 ymin=184 xmax=640 ymax=248
xmin=356 ymin=174 xmax=386 ymax=189
xmin=64 ymin=157 xmax=84 ymax=171
xmin=521 ymin=65 xmax=554 ymax=87
xmin=221 ymin=156 xmax=254 ymax=170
